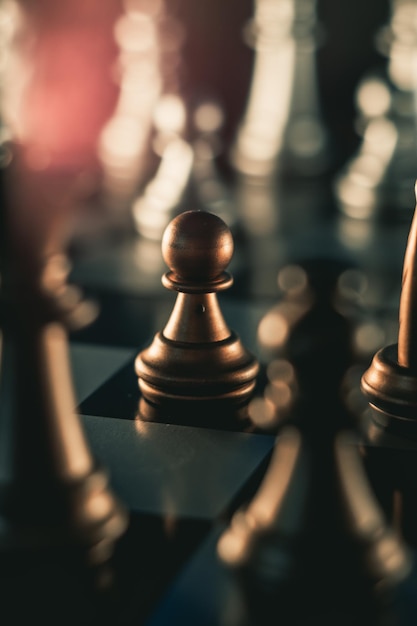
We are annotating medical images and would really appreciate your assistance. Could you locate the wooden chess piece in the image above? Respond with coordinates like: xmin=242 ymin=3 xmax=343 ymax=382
xmin=135 ymin=210 xmax=259 ymax=427
xmin=361 ymin=185 xmax=417 ymax=547
xmin=217 ymin=426 xmax=414 ymax=626
xmin=0 ymin=148 xmax=128 ymax=622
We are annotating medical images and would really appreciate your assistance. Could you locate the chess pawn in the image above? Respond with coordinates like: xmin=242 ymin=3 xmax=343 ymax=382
xmin=217 ymin=427 xmax=415 ymax=626
xmin=135 ymin=210 xmax=259 ymax=427
xmin=361 ymin=188 xmax=417 ymax=546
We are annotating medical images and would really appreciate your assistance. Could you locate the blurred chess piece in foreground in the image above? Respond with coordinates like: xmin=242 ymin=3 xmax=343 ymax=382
xmin=0 ymin=142 xmax=128 ymax=625
xmin=0 ymin=3 xmax=128 ymax=620
xmin=334 ymin=0 xmax=417 ymax=221
xmin=361 ymin=186 xmax=417 ymax=547
xmin=217 ymin=426 xmax=416 ymax=626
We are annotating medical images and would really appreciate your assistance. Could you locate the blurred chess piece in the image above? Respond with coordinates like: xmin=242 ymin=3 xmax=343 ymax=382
xmin=135 ymin=210 xmax=259 ymax=428
xmin=132 ymin=93 xmax=194 ymax=241
xmin=132 ymin=95 xmax=236 ymax=244
xmin=250 ymin=259 xmax=355 ymax=433
xmin=98 ymin=0 xmax=188 ymax=237
xmin=217 ymin=426 xmax=415 ymax=626
xmin=0 ymin=145 xmax=128 ymax=622
xmin=335 ymin=0 xmax=417 ymax=221
xmin=190 ymin=97 xmax=240 ymax=232
xmin=0 ymin=5 xmax=129 ymax=620
xmin=230 ymin=0 xmax=331 ymax=180
xmin=361 ymin=186 xmax=417 ymax=547
xmin=228 ymin=0 xmax=335 ymax=289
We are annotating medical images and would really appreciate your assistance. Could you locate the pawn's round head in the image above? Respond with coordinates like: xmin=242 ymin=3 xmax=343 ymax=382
xmin=162 ymin=210 xmax=234 ymax=282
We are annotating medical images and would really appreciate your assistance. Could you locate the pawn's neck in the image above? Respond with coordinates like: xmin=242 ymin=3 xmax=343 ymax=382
xmin=163 ymin=292 xmax=231 ymax=343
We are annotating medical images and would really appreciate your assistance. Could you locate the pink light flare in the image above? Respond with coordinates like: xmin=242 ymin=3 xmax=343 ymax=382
xmin=2 ymin=0 xmax=124 ymax=254
xmin=7 ymin=0 xmax=122 ymax=175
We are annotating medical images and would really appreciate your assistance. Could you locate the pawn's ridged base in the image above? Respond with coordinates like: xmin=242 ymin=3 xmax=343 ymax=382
xmin=361 ymin=343 xmax=417 ymax=441
xmin=361 ymin=343 xmax=417 ymax=550
xmin=135 ymin=330 xmax=259 ymax=428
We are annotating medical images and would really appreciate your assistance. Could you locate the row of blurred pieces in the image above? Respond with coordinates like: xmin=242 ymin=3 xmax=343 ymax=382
xmin=92 ymin=0 xmax=417 ymax=238
xmin=1 ymin=0 xmax=416 ymax=247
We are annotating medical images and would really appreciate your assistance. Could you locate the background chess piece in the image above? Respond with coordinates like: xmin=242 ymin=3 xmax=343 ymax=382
xmin=230 ymin=0 xmax=331 ymax=180
xmin=135 ymin=209 xmax=259 ymax=428
xmin=250 ymin=258 xmax=355 ymax=433
xmin=334 ymin=0 xmax=417 ymax=221
xmin=132 ymin=94 xmax=194 ymax=242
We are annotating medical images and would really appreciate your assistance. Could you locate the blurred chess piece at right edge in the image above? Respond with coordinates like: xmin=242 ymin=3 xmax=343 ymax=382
xmin=361 ymin=182 xmax=417 ymax=551
xmin=0 ymin=138 xmax=128 ymax=625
